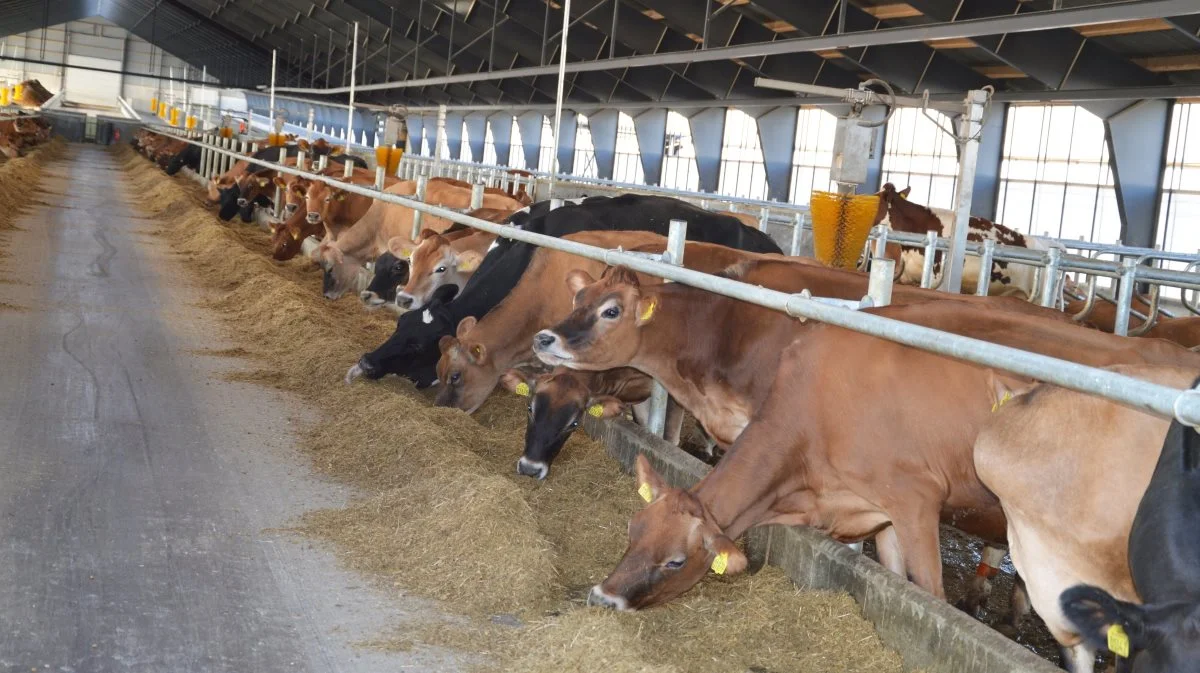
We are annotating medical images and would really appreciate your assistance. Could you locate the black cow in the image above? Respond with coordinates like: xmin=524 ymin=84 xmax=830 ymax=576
xmin=1061 ymin=403 xmax=1200 ymax=673
xmin=165 ymin=144 xmax=201 ymax=176
xmin=345 ymin=194 xmax=782 ymax=388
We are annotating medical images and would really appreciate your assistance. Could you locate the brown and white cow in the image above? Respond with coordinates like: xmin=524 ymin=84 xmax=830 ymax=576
xmin=391 ymin=228 xmax=498 ymax=310
xmin=975 ymin=365 xmax=1200 ymax=673
xmin=534 ymin=268 xmax=1200 ymax=608
xmin=875 ymin=183 xmax=1065 ymax=300
xmin=312 ymin=181 xmax=523 ymax=300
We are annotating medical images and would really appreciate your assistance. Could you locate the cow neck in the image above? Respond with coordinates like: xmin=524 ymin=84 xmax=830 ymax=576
xmin=473 ymin=290 xmax=551 ymax=371
xmin=692 ymin=427 xmax=804 ymax=540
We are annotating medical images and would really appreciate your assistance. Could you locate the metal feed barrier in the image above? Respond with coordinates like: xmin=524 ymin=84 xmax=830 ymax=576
xmin=148 ymin=126 xmax=1200 ymax=436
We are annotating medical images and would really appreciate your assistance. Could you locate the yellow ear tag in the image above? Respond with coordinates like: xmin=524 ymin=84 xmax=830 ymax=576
xmin=587 ymin=403 xmax=605 ymax=418
xmin=991 ymin=391 xmax=1014 ymax=413
xmin=637 ymin=483 xmax=653 ymax=503
xmin=514 ymin=382 xmax=530 ymax=397
xmin=401 ymin=249 xmax=412 ymax=259
xmin=640 ymin=300 xmax=655 ymax=323
xmin=711 ymin=552 xmax=729 ymax=575
xmin=1107 ymin=624 xmax=1130 ymax=658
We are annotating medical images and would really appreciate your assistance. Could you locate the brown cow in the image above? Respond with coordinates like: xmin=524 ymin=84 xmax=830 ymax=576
xmin=302 ymin=166 xmax=404 ymax=241
xmin=391 ymin=228 xmax=498 ymax=310
xmin=975 ymin=365 xmax=1199 ymax=672
xmin=1065 ymin=294 xmax=1200 ymax=349
xmin=500 ymin=365 xmax=652 ymax=480
xmin=433 ymin=232 xmax=762 ymax=414
xmin=313 ymin=180 xmax=523 ymax=300
xmin=535 ymin=268 xmax=1200 ymax=608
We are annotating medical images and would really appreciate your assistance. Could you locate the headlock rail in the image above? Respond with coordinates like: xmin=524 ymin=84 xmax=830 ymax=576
xmin=150 ymin=125 xmax=1200 ymax=430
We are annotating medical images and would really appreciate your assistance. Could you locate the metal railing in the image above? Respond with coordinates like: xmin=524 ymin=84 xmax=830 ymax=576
xmin=146 ymin=126 xmax=1200 ymax=430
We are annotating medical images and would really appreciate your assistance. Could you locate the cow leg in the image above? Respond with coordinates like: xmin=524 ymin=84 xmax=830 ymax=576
xmin=956 ymin=544 xmax=1006 ymax=617
xmin=1009 ymin=572 xmax=1031 ymax=631
xmin=891 ymin=502 xmax=946 ymax=598
xmin=1062 ymin=644 xmax=1096 ymax=673
xmin=874 ymin=525 xmax=906 ymax=578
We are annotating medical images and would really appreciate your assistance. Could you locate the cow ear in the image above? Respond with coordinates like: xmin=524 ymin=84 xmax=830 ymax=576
xmin=585 ymin=395 xmax=626 ymax=420
xmin=566 ymin=270 xmax=596 ymax=296
xmin=702 ymin=532 xmax=749 ymax=576
xmin=1060 ymin=585 xmax=1148 ymax=656
xmin=438 ymin=335 xmax=457 ymax=355
xmin=467 ymin=342 xmax=488 ymax=365
xmin=500 ymin=369 xmax=534 ymax=397
xmin=990 ymin=374 xmax=1037 ymax=413
xmin=635 ymin=294 xmax=659 ymax=326
xmin=257 ymin=177 xmax=270 ymax=188
xmin=456 ymin=316 xmax=477 ymax=340
xmin=633 ymin=454 xmax=668 ymax=504
xmin=387 ymin=237 xmax=417 ymax=259
xmin=899 ymin=186 xmax=911 ymax=199
xmin=273 ymin=176 xmax=287 ymax=189
xmin=457 ymin=250 xmax=483 ymax=273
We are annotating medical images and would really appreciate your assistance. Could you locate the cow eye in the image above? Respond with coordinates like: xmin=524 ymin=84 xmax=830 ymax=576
xmin=449 ymin=372 xmax=462 ymax=385
xmin=663 ymin=558 xmax=685 ymax=570
xmin=601 ymin=306 xmax=620 ymax=319
xmin=434 ymin=266 xmax=447 ymax=274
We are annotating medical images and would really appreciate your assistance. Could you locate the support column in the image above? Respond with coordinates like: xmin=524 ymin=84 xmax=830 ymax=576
xmin=553 ymin=111 xmax=577 ymax=174
xmin=517 ymin=112 xmax=544 ymax=170
xmin=633 ymin=109 xmax=668 ymax=186
xmin=488 ymin=114 xmax=513 ymax=166
xmin=464 ymin=112 xmax=487 ymax=163
xmin=970 ymin=102 xmax=1008 ymax=220
xmin=688 ymin=108 xmax=726 ymax=194
xmin=752 ymin=106 xmax=798 ymax=202
xmin=1105 ymin=99 xmax=1171 ymax=249
xmin=586 ymin=110 xmax=620 ymax=181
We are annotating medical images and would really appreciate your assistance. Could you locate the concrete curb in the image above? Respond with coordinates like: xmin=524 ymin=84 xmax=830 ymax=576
xmin=584 ymin=417 xmax=1059 ymax=673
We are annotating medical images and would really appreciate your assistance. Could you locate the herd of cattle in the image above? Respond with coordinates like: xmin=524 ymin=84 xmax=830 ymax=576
xmin=0 ymin=113 xmax=52 ymax=160
xmin=132 ymin=128 xmax=1200 ymax=673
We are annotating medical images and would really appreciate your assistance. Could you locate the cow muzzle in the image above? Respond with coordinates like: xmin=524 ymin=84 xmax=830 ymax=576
xmin=360 ymin=290 xmax=385 ymax=307
xmin=586 ymin=586 xmax=629 ymax=611
xmin=532 ymin=330 xmax=574 ymax=365
xmin=284 ymin=203 xmax=299 ymax=217
xmin=516 ymin=457 xmax=549 ymax=481
xmin=237 ymin=197 xmax=248 ymax=207
xmin=306 ymin=211 xmax=321 ymax=225
xmin=394 ymin=292 xmax=415 ymax=309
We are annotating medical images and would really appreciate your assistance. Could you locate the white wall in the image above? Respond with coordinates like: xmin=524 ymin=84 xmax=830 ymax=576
xmin=0 ymin=16 xmax=217 ymax=112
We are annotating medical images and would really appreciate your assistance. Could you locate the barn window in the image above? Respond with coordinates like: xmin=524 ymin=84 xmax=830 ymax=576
xmin=481 ymin=121 xmax=499 ymax=165
xmin=717 ymin=108 xmax=768 ymax=201
xmin=996 ymin=105 xmax=1119 ymax=244
xmin=659 ymin=111 xmax=700 ymax=192
xmin=508 ymin=118 xmax=527 ymax=170
xmin=573 ymin=115 xmax=600 ymax=179
xmin=459 ymin=120 xmax=473 ymax=163
xmin=789 ymin=107 xmax=839 ymax=205
xmin=538 ymin=116 xmax=559 ymax=173
xmin=1155 ymin=102 xmax=1200 ymax=300
xmin=880 ymin=107 xmax=960 ymax=210
xmin=613 ymin=112 xmax=646 ymax=185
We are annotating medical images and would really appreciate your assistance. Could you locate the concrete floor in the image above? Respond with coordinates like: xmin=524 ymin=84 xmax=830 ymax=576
xmin=0 ymin=145 xmax=464 ymax=672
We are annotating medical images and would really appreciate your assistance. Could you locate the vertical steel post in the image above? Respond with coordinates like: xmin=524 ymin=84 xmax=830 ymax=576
xmin=1114 ymin=257 xmax=1138 ymax=337
xmin=758 ymin=206 xmax=770 ymax=232
xmin=268 ymin=50 xmax=277 ymax=123
xmin=411 ymin=175 xmax=429 ymax=240
xmin=975 ymin=240 xmax=996 ymax=297
xmin=434 ymin=104 xmax=447 ymax=174
xmin=548 ymin=0 xmax=573 ymax=197
xmin=920 ymin=230 xmax=938 ymax=289
xmin=274 ymin=146 xmax=287 ymax=219
xmin=346 ymin=22 xmax=359 ymax=154
xmin=646 ymin=218 xmax=687 ymax=438
xmin=942 ymin=90 xmax=987 ymax=294
xmin=1039 ymin=247 xmax=1062 ymax=308
xmin=470 ymin=182 xmax=484 ymax=210
xmin=200 ymin=133 xmax=210 ymax=178
xmin=790 ymin=212 xmax=806 ymax=256
xmin=868 ymin=258 xmax=895 ymax=308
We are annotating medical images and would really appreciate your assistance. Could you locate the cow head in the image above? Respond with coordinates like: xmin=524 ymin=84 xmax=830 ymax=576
xmin=360 ymin=248 xmax=409 ymax=309
xmin=500 ymin=366 xmax=634 ymax=480
xmin=588 ymin=455 xmax=747 ymax=611
xmin=345 ymin=284 xmax=460 ymax=388
xmin=269 ymin=205 xmax=317 ymax=261
xmin=0 ymin=135 xmax=19 ymax=159
xmin=433 ymin=316 xmax=499 ymax=413
xmin=304 ymin=179 xmax=349 ymax=228
xmin=1060 ymin=585 xmax=1200 ymax=673
xmin=314 ymin=242 xmax=371 ymax=301
xmin=274 ymin=175 xmax=310 ymax=220
xmin=533 ymin=267 xmax=653 ymax=370
xmin=394 ymin=233 xmax=483 ymax=311
xmin=236 ymin=172 xmax=277 ymax=222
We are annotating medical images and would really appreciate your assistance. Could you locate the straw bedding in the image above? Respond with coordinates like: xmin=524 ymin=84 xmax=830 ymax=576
xmin=113 ymin=143 xmax=909 ymax=673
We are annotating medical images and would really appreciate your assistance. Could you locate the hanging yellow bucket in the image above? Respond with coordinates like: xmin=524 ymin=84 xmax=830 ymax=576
xmin=809 ymin=190 xmax=881 ymax=270
xmin=13 ymin=83 xmax=24 ymax=103
xmin=387 ymin=146 xmax=404 ymax=174
xmin=1 ymin=87 xmax=9 ymax=106
xmin=150 ymin=96 xmax=158 ymax=113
